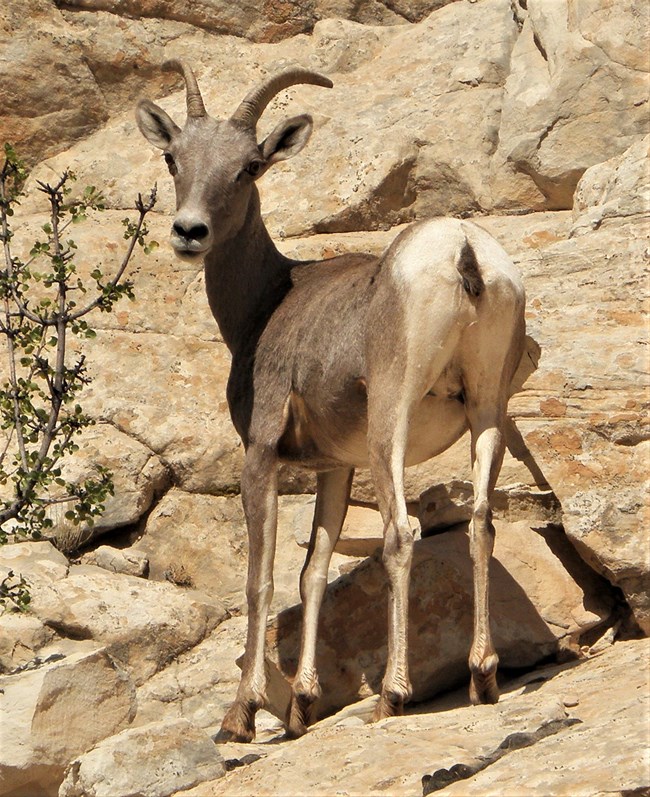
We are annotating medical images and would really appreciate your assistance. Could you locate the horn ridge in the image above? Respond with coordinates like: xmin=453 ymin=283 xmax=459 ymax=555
xmin=163 ymin=58 xmax=207 ymax=119
xmin=231 ymin=68 xmax=333 ymax=130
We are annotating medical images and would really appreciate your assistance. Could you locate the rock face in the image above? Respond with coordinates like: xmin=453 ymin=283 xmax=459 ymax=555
xmin=29 ymin=563 xmax=226 ymax=684
xmin=0 ymin=542 xmax=230 ymax=795
xmin=46 ymin=424 xmax=170 ymax=550
xmin=572 ymin=134 xmax=650 ymax=234
xmin=0 ymin=0 xmax=108 ymax=165
xmin=0 ymin=1 xmax=647 ymax=796
xmin=0 ymin=541 xmax=227 ymax=683
xmin=494 ymin=0 xmax=650 ymax=209
xmin=508 ymin=135 xmax=650 ymax=632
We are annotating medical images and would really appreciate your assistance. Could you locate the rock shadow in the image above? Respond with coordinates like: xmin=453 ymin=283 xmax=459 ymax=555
xmin=269 ymin=526 xmax=569 ymax=723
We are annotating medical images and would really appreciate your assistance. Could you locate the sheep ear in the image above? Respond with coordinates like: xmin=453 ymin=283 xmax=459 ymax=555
xmin=136 ymin=100 xmax=181 ymax=149
xmin=260 ymin=114 xmax=313 ymax=164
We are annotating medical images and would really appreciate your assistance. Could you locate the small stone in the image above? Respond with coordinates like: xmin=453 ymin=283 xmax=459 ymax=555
xmin=563 ymin=695 xmax=580 ymax=708
xmin=336 ymin=716 xmax=366 ymax=729
xmin=83 ymin=545 xmax=149 ymax=578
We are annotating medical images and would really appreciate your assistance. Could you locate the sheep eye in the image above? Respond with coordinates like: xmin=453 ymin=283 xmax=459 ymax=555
xmin=246 ymin=160 xmax=264 ymax=177
xmin=163 ymin=152 xmax=177 ymax=175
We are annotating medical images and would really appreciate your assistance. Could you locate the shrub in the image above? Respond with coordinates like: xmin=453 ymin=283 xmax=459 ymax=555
xmin=0 ymin=143 xmax=157 ymax=549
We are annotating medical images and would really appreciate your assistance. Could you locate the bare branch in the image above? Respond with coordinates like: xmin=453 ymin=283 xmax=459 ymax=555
xmin=68 ymin=184 xmax=157 ymax=321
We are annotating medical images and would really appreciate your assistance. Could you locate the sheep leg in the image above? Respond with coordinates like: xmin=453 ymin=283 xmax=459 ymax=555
xmin=286 ymin=468 xmax=353 ymax=738
xmin=218 ymin=443 xmax=278 ymax=742
xmin=467 ymin=409 xmax=505 ymax=705
xmin=367 ymin=397 xmax=415 ymax=721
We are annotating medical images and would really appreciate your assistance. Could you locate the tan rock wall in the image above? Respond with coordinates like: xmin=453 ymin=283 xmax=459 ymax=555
xmin=0 ymin=2 xmax=648 ymax=794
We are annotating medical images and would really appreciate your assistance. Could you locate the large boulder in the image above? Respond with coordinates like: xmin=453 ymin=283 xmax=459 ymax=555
xmin=493 ymin=0 xmax=650 ymax=209
xmin=45 ymin=424 xmax=170 ymax=551
xmin=571 ymin=134 xmax=650 ymax=235
xmin=59 ymin=718 xmax=225 ymax=797
xmin=0 ymin=612 xmax=54 ymax=674
xmin=134 ymin=615 xmax=250 ymax=733
xmin=263 ymin=522 xmax=616 ymax=721
xmin=0 ymin=540 xmax=228 ymax=684
xmin=0 ymin=542 xmax=68 ymax=672
xmin=0 ymin=0 xmax=109 ymax=166
xmin=0 ymin=647 xmax=136 ymax=797
xmin=81 ymin=545 xmax=149 ymax=577
xmin=29 ymin=564 xmax=227 ymax=683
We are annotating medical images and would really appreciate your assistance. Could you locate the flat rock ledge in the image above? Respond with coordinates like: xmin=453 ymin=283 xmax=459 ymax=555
xmin=177 ymin=638 xmax=650 ymax=797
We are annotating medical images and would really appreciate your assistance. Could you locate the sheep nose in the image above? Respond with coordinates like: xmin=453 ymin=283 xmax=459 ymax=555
xmin=172 ymin=220 xmax=209 ymax=241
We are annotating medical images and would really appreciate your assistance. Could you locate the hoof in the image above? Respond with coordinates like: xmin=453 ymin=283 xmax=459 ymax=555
xmin=285 ymin=692 xmax=316 ymax=739
xmin=213 ymin=726 xmax=254 ymax=744
xmin=372 ymin=690 xmax=406 ymax=722
xmin=216 ymin=702 xmax=257 ymax=744
xmin=469 ymin=654 xmax=500 ymax=705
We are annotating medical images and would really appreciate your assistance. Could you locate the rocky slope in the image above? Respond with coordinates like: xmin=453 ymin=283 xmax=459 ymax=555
xmin=0 ymin=0 xmax=648 ymax=795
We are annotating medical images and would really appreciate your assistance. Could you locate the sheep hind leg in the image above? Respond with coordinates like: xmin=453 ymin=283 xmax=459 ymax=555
xmin=467 ymin=410 xmax=506 ymax=706
xmin=367 ymin=398 xmax=416 ymax=722
xmin=286 ymin=468 xmax=353 ymax=738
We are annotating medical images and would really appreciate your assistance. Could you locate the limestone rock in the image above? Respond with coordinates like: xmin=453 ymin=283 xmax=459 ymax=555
xmin=418 ymin=481 xmax=561 ymax=534
xmin=55 ymin=0 xmax=455 ymax=44
xmin=179 ymin=639 xmax=649 ymax=797
xmin=0 ymin=612 xmax=54 ymax=674
xmin=82 ymin=545 xmax=149 ymax=577
xmin=0 ymin=540 xmax=69 ymax=584
xmin=134 ymin=615 xmax=249 ymax=732
xmin=46 ymin=424 xmax=170 ymax=551
xmin=295 ymin=500 xmax=389 ymax=557
xmin=18 ymin=0 xmax=647 ymax=225
xmin=494 ymin=0 xmax=650 ymax=209
xmin=136 ymin=490 xmax=361 ymax=614
xmin=510 ymin=211 xmax=650 ymax=632
xmin=57 ymin=11 xmax=209 ymax=117
xmin=0 ymin=647 xmax=136 ymax=797
xmin=0 ymin=0 xmax=108 ymax=166
xmin=263 ymin=522 xmax=615 ymax=721
xmin=28 ymin=563 xmax=227 ymax=684
xmin=23 ymin=0 xmax=526 ymax=225
xmin=571 ymin=134 xmax=650 ymax=235
xmin=60 ymin=718 xmax=225 ymax=797
xmin=55 ymin=0 xmax=315 ymax=43
xmin=0 ymin=543 xmax=64 ymax=671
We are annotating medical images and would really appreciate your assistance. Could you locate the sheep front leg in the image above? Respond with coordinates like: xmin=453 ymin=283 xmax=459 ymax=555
xmin=218 ymin=443 xmax=278 ymax=743
xmin=287 ymin=468 xmax=353 ymax=738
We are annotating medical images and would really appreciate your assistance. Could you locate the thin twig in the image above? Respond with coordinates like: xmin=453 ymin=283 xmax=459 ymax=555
xmin=68 ymin=185 xmax=157 ymax=321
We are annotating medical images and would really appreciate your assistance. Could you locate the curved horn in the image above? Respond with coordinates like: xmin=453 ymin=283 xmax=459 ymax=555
xmin=231 ymin=68 xmax=333 ymax=130
xmin=162 ymin=59 xmax=207 ymax=119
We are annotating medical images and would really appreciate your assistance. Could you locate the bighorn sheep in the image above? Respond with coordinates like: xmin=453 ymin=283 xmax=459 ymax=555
xmin=136 ymin=61 xmax=526 ymax=743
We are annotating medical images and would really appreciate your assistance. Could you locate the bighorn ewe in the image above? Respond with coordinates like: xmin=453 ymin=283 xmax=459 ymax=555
xmin=136 ymin=60 xmax=526 ymax=742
